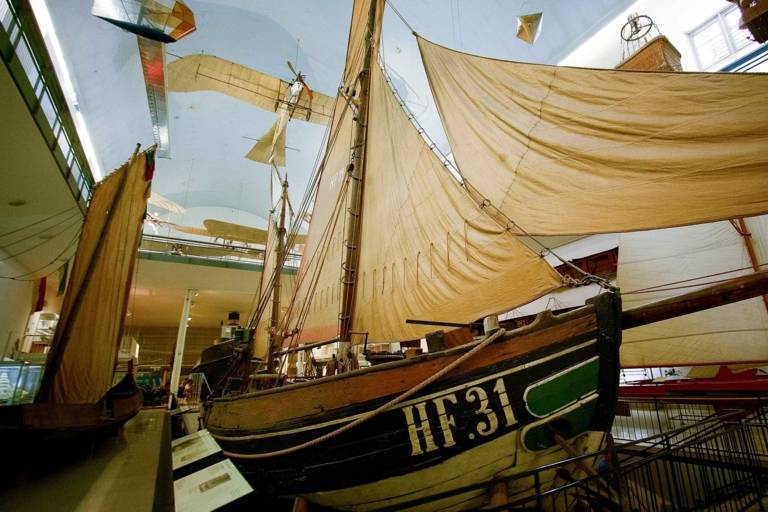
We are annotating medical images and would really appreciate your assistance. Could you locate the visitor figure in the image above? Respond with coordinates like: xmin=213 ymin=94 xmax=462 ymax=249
xmin=326 ymin=354 xmax=339 ymax=376
xmin=347 ymin=350 xmax=359 ymax=372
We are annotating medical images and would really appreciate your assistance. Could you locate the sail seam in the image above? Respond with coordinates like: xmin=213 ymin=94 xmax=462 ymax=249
xmin=377 ymin=57 xmax=612 ymax=291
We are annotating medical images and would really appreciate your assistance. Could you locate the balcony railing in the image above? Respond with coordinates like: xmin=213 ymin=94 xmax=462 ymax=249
xmin=0 ymin=0 xmax=94 ymax=210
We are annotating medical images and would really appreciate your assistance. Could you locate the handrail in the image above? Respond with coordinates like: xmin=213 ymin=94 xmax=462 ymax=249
xmin=0 ymin=0 xmax=95 ymax=210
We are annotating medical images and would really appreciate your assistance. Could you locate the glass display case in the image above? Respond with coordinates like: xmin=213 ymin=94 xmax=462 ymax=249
xmin=23 ymin=311 xmax=58 ymax=353
xmin=0 ymin=362 xmax=44 ymax=406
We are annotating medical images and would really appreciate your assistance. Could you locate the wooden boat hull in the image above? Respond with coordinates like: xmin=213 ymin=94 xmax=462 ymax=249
xmin=0 ymin=374 xmax=143 ymax=439
xmin=203 ymin=293 xmax=621 ymax=511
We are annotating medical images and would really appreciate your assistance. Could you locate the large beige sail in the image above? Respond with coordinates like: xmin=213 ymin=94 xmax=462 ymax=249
xmin=418 ymin=37 xmax=768 ymax=236
xmin=618 ymin=221 xmax=768 ymax=367
xmin=287 ymin=96 xmax=352 ymax=343
xmin=349 ymin=65 xmax=562 ymax=341
xmin=39 ymin=150 xmax=152 ymax=404
xmin=287 ymin=0 xmax=383 ymax=343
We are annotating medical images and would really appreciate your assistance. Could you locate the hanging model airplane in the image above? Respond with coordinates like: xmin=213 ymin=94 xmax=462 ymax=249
xmin=92 ymin=0 xmax=197 ymax=157
xmin=167 ymin=55 xmax=335 ymax=166
xmin=147 ymin=215 xmax=306 ymax=248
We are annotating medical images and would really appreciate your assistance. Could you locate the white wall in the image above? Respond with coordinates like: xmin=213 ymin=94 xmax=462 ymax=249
xmin=0 ymin=256 xmax=33 ymax=360
xmin=559 ymin=0 xmax=749 ymax=69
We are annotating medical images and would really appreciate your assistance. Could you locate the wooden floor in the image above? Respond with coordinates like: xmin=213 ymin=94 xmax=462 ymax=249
xmin=0 ymin=409 xmax=171 ymax=512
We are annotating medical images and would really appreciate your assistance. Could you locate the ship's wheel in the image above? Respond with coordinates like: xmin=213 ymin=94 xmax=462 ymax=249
xmin=621 ymin=14 xmax=654 ymax=42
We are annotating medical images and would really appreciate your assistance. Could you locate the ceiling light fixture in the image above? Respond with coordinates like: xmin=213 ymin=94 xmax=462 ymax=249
xmin=29 ymin=0 xmax=104 ymax=180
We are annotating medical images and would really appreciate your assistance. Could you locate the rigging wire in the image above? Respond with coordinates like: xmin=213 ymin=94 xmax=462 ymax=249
xmin=0 ymin=226 xmax=81 ymax=281
xmin=372 ymin=11 xmax=615 ymax=290
xmin=0 ymin=216 xmax=83 ymax=263
xmin=623 ymin=262 xmax=768 ymax=295
xmin=244 ymin=70 xmax=357 ymax=336
xmin=375 ymin=55 xmax=611 ymax=290
xmin=0 ymin=206 xmax=78 ymax=240
xmin=0 ymin=209 xmax=82 ymax=250
xmin=386 ymin=0 xmax=418 ymax=36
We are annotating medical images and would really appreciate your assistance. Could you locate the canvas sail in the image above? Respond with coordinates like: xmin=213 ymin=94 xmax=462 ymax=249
xmin=617 ymin=220 xmax=768 ymax=367
xmin=418 ymin=37 xmax=768 ymax=236
xmin=287 ymin=0 xmax=383 ymax=344
xmin=38 ymin=150 xmax=152 ymax=404
xmin=350 ymin=65 xmax=562 ymax=341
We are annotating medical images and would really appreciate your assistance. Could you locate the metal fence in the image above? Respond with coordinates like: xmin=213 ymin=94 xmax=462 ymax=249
xmin=381 ymin=398 xmax=768 ymax=511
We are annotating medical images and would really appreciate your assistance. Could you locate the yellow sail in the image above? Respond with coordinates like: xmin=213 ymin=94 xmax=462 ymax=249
xmin=287 ymin=0 xmax=383 ymax=343
xmin=418 ymin=37 xmax=768 ymax=236
xmin=39 ymin=149 xmax=152 ymax=404
xmin=350 ymin=65 xmax=562 ymax=341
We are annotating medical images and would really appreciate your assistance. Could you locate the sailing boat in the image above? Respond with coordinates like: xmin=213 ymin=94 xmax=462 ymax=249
xmin=200 ymin=1 xmax=768 ymax=510
xmin=0 ymin=147 xmax=154 ymax=439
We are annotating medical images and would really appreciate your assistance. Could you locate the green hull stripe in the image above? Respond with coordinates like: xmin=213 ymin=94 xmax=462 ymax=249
xmin=522 ymin=399 xmax=598 ymax=451
xmin=525 ymin=358 xmax=599 ymax=417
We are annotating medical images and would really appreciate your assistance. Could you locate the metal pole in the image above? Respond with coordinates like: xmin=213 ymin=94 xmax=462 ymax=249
xmin=168 ymin=288 xmax=195 ymax=408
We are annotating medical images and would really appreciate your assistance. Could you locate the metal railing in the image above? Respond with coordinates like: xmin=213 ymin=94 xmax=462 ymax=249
xmin=375 ymin=398 xmax=768 ymax=511
xmin=0 ymin=0 xmax=94 ymax=209
xmin=139 ymin=234 xmax=303 ymax=269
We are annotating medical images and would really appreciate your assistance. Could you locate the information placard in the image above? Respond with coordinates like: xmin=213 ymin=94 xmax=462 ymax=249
xmin=174 ymin=459 xmax=253 ymax=512
xmin=171 ymin=429 xmax=221 ymax=470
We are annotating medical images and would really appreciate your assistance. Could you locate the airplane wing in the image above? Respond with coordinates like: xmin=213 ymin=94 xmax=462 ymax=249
xmin=203 ymin=219 xmax=269 ymax=244
xmin=203 ymin=219 xmax=307 ymax=247
xmin=148 ymin=192 xmax=186 ymax=213
xmin=167 ymin=54 xmax=334 ymax=125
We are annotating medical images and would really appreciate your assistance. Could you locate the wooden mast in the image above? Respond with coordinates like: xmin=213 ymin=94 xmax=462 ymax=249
xmin=622 ymin=269 xmax=768 ymax=329
xmin=338 ymin=0 xmax=378 ymax=357
xmin=733 ymin=218 xmax=768 ymax=312
xmin=267 ymin=174 xmax=289 ymax=370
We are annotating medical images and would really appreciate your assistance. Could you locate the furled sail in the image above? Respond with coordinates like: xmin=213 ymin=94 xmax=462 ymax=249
xmin=39 ymin=149 xmax=153 ymax=404
xmin=350 ymin=65 xmax=562 ymax=341
xmin=418 ymin=37 xmax=768 ymax=236
xmin=617 ymin=219 xmax=768 ymax=367
xmin=287 ymin=0 xmax=383 ymax=344
xmin=253 ymin=214 xmax=278 ymax=357
xmin=252 ymin=210 xmax=297 ymax=358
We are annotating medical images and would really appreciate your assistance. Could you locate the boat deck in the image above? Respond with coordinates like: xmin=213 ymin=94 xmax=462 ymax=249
xmin=0 ymin=408 xmax=172 ymax=512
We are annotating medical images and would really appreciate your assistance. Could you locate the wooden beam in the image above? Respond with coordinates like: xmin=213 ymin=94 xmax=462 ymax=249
xmin=735 ymin=218 xmax=768 ymax=313
xmin=405 ymin=319 xmax=471 ymax=328
xmin=622 ymin=269 xmax=768 ymax=330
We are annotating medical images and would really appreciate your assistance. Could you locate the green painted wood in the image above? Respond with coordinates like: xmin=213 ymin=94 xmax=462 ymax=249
xmin=522 ymin=399 xmax=598 ymax=451
xmin=525 ymin=359 xmax=599 ymax=417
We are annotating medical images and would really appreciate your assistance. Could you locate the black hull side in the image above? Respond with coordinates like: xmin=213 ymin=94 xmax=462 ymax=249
xmin=206 ymin=293 xmax=622 ymax=499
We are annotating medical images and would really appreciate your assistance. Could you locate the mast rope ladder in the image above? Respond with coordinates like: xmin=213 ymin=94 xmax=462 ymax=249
xmin=221 ymin=326 xmax=507 ymax=458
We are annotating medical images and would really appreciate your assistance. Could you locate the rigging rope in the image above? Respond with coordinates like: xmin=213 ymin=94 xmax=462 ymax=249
xmin=386 ymin=0 xmax=418 ymax=36
xmin=0 ymin=206 xmax=77 ymax=240
xmin=376 ymin=57 xmax=613 ymax=292
xmin=221 ymin=327 xmax=506 ymax=459
xmin=0 ymin=216 xmax=83 ymax=263
xmin=0 ymin=227 xmax=81 ymax=281
xmin=0 ymin=210 xmax=82 ymax=251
